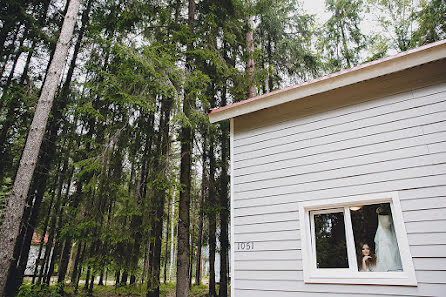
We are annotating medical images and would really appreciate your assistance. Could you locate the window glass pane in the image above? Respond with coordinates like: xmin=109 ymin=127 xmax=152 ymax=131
xmin=313 ymin=211 xmax=349 ymax=268
xmin=350 ymin=203 xmax=403 ymax=272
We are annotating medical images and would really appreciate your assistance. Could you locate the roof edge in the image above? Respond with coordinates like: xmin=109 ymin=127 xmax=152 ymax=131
xmin=208 ymin=39 xmax=446 ymax=123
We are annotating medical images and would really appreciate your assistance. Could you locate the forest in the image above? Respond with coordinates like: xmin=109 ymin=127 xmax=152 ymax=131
xmin=0 ymin=0 xmax=445 ymax=296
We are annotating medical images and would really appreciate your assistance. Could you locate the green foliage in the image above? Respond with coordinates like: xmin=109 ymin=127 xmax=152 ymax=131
xmin=253 ymin=0 xmax=321 ymax=92
xmin=320 ymin=0 xmax=367 ymax=71
xmin=412 ymin=0 xmax=446 ymax=45
xmin=367 ymin=0 xmax=419 ymax=51
xmin=17 ymin=284 xmax=62 ymax=297
xmin=0 ymin=177 xmax=12 ymax=226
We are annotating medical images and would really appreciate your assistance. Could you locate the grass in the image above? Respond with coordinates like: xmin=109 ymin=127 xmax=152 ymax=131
xmin=18 ymin=282 xmax=219 ymax=297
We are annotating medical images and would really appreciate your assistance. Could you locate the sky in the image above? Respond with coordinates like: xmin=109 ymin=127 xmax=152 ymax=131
xmin=302 ymin=0 xmax=330 ymax=22
xmin=301 ymin=0 xmax=379 ymax=37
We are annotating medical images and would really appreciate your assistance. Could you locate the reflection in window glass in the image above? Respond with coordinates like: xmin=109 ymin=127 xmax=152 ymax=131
xmin=350 ymin=203 xmax=403 ymax=272
xmin=313 ymin=212 xmax=349 ymax=268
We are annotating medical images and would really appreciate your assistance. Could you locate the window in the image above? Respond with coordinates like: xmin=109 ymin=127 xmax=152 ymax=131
xmin=299 ymin=192 xmax=417 ymax=286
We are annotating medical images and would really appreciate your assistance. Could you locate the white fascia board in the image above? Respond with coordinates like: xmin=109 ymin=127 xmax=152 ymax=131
xmin=208 ymin=40 xmax=446 ymax=123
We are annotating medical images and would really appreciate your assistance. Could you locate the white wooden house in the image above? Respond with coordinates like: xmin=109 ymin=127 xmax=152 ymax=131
xmin=209 ymin=40 xmax=446 ymax=297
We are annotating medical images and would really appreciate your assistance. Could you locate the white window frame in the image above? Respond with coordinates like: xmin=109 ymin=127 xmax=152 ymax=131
xmin=299 ymin=192 xmax=417 ymax=286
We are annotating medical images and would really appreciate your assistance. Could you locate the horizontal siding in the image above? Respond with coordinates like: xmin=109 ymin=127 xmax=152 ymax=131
xmin=234 ymin=270 xmax=446 ymax=284
xmin=232 ymin=82 xmax=446 ymax=296
xmin=234 ymin=250 xmax=301 ymax=261
xmin=234 ymin=90 xmax=446 ymax=157
xmin=234 ymin=152 xmax=446 ymax=193
xmin=233 ymin=289 xmax=410 ymax=297
xmin=235 ymin=281 xmax=446 ymax=297
xmin=235 ymin=164 xmax=446 ymax=201
xmin=234 ymin=83 xmax=446 ymax=144
xmin=235 ymin=129 xmax=446 ymax=178
xmin=233 ymin=258 xmax=446 ymax=272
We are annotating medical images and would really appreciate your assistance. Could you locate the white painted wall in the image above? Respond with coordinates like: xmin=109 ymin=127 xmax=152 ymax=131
xmin=25 ymin=245 xmax=46 ymax=276
xmin=231 ymin=80 xmax=446 ymax=296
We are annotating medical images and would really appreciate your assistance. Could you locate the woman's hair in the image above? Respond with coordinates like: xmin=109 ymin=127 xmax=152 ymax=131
xmin=357 ymin=242 xmax=377 ymax=268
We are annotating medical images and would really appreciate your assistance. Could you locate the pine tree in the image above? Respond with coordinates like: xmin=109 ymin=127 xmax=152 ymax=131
xmin=0 ymin=0 xmax=82 ymax=293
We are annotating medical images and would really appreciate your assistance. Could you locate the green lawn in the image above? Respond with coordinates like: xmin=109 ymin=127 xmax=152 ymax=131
xmin=17 ymin=283 xmax=215 ymax=297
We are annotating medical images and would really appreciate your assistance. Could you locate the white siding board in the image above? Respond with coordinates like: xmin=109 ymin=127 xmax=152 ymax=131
xmin=405 ymin=220 xmax=446 ymax=233
xmin=234 ymin=90 xmax=446 ymax=154
xmin=234 ymin=250 xmax=301 ymax=261
xmin=234 ymin=212 xmax=299 ymax=226
xmin=234 ymin=83 xmax=446 ymax=145
xmin=234 ymin=175 xmax=446 ymax=209
xmin=234 ymin=90 xmax=413 ymax=143
xmin=407 ymin=232 xmax=446 ymax=245
xmin=235 ymin=130 xmax=446 ymax=177
xmin=413 ymin=258 xmax=446 ymax=270
xmin=234 ymin=202 xmax=299 ymax=217
xmin=235 ymin=281 xmax=446 ymax=297
xmin=234 ymin=112 xmax=446 ymax=166
xmin=234 ymin=260 xmax=302 ymax=271
xmin=235 ymin=270 xmax=303 ymax=280
xmin=235 ymin=144 xmax=431 ymax=184
xmin=416 ymin=270 xmax=446 ymax=283
xmin=233 ymin=240 xmax=299 ymax=252
xmin=234 ymin=152 xmax=446 ymax=193
xmin=401 ymin=196 xmax=446 ymax=210
xmin=234 ymin=164 xmax=446 ymax=201
xmin=233 ymin=289 xmax=415 ymax=297
xmin=233 ymin=82 xmax=446 ymax=143
xmin=234 ymin=125 xmax=429 ymax=171
xmin=398 ymin=186 xmax=446 ymax=199
xmin=235 ymin=220 xmax=300 ymax=234
xmin=234 ymin=230 xmax=300 ymax=242
xmin=403 ymin=208 xmax=446 ymax=222
xmin=410 ymin=245 xmax=446 ymax=257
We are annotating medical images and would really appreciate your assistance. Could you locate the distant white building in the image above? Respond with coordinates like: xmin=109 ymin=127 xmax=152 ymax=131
xmin=209 ymin=40 xmax=446 ymax=297
xmin=25 ymin=232 xmax=52 ymax=276
xmin=202 ymin=227 xmax=231 ymax=283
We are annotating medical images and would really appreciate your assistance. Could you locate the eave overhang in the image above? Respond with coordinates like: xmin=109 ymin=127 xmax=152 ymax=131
xmin=208 ymin=39 xmax=446 ymax=123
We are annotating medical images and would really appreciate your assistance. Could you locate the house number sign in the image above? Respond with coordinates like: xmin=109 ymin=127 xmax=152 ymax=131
xmin=236 ymin=241 xmax=255 ymax=251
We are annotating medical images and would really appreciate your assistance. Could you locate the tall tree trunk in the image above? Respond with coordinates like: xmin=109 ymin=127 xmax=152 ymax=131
xmin=267 ymin=36 xmax=273 ymax=92
xmin=218 ymin=86 xmax=230 ymax=297
xmin=163 ymin=191 xmax=171 ymax=283
xmin=84 ymin=266 xmax=91 ymax=290
xmin=176 ymin=1 xmax=195 ymax=296
xmin=246 ymin=10 xmax=256 ymax=98
xmin=208 ymin=140 xmax=217 ymax=297
xmin=168 ymin=195 xmax=175 ymax=282
xmin=71 ymin=241 xmax=84 ymax=284
xmin=195 ymin=133 xmax=207 ymax=286
xmin=189 ymin=175 xmax=197 ymax=288
xmin=0 ymin=0 xmax=82 ymax=293
xmin=147 ymin=96 xmax=172 ymax=297
xmin=31 ymin=177 xmax=58 ymax=284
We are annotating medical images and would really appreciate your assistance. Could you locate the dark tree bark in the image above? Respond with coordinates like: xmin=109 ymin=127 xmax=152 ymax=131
xmin=121 ymin=271 xmax=128 ymax=285
xmin=163 ymin=191 xmax=171 ymax=284
xmin=218 ymin=90 xmax=230 ymax=297
xmin=246 ymin=12 xmax=256 ymax=98
xmin=146 ymin=95 xmax=173 ymax=297
xmin=88 ymin=272 xmax=95 ymax=294
xmin=208 ymin=140 xmax=217 ymax=297
xmin=176 ymin=1 xmax=195 ymax=296
xmin=84 ymin=266 xmax=91 ymax=290
xmin=195 ymin=132 xmax=207 ymax=286
xmin=71 ymin=241 xmax=84 ymax=284
xmin=189 ymin=183 xmax=197 ymax=288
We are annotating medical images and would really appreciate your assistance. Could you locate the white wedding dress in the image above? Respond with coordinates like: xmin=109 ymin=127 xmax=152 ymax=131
xmin=374 ymin=214 xmax=403 ymax=271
